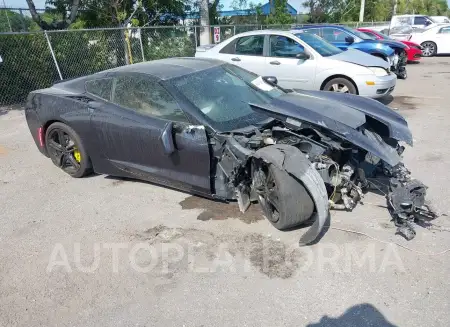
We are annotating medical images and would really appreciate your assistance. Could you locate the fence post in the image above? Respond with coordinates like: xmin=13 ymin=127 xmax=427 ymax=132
xmin=233 ymin=25 xmax=236 ymax=36
xmin=194 ymin=26 xmax=198 ymax=46
xmin=138 ymin=28 xmax=145 ymax=62
xmin=44 ymin=31 xmax=63 ymax=80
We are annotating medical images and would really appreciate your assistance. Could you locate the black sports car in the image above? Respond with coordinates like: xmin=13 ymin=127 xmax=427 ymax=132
xmin=25 ymin=58 xmax=435 ymax=243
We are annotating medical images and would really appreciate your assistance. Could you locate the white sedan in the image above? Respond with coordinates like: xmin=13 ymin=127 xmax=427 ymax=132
xmin=409 ymin=24 xmax=450 ymax=57
xmin=195 ymin=30 xmax=396 ymax=99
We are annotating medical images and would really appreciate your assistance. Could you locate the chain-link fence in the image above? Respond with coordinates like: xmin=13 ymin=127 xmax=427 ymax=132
xmin=0 ymin=22 xmax=390 ymax=106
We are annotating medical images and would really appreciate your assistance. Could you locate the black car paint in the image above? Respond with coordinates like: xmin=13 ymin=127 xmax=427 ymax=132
xmin=26 ymin=59 xmax=412 ymax=199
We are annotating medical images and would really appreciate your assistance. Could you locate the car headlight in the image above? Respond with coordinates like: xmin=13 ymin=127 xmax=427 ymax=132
xmin=368 ymin=67 xmax=388 ymax=77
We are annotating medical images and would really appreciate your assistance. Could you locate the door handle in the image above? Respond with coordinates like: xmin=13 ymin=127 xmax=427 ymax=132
xmin=231 ymin=57 xmax=241 ymax=62
xmin=270 ymin=60 xmax=280 ymax=65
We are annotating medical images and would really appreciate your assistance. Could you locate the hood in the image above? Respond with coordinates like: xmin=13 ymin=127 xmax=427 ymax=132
xmin=330 ymin=48 xmax=390 ymax=69
xmin=377 ymin=38 xmax=408 ymax=50
xmin=401 ymin=40 xmax=421 ymax=48
xmin=249 ymin=90 xmax=413 ymax=167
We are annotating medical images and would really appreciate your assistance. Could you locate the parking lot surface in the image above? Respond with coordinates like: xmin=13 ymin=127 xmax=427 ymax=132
xmin=1 ymin=57 xmax=450 ymax=327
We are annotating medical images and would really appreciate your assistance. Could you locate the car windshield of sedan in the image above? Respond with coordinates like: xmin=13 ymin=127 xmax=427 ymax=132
xmin=171 ymin=64 xmax=285 ymax=131
xmin=294 ymin=32 xmax=342 ymax=57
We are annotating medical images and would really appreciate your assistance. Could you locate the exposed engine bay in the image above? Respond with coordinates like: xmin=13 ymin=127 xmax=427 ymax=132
xmin=390 ymin=50 xmax=408 ymax=80
xmin=212 ymin=118 xmax=436 ymax=243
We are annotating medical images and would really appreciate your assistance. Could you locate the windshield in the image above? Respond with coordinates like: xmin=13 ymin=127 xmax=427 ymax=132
xmin=294 ymin=32 xmax=342 ymax=57
xmin=171 ymin=64 xmax=285 ymax=131
xmin=341 ymin=26 xmax=373 ymax=40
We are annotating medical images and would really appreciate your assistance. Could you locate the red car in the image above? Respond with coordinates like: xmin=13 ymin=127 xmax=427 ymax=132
xmin=357 ymin=28 xmax=423 ymax=62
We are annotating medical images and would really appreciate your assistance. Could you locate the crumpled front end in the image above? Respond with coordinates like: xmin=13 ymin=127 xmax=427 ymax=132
xmin=389 ymin=50 xmax=408 ymax=79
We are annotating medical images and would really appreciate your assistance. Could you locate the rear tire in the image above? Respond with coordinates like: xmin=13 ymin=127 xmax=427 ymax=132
xmin=45 ymin=122 xmax=92 ymax=178
xmin=255 ymin=164 xmax=315 ymax=230
xmin=323 ymin=78 xmax=357 ymax=94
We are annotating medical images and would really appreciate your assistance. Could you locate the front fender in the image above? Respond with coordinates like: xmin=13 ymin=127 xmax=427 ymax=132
xmin=251 ymin=144 xmax=329 ymax=245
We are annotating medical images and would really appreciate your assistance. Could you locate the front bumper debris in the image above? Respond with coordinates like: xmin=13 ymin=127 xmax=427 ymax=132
xmin=387 ymin=164 xmax=437 ymax=240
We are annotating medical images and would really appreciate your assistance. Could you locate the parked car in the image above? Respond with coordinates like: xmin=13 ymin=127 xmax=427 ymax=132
xmin=195 ymin=30 xmax=396 ymax=98
xmin=391 ymin=14 xmax=435 ymax=29
xmin=293 ymin=25 xmax=408 ymax=79
xmin=409 ymin=24 xmax=450 ymax=57
xmin=357 ymin=28 xmax=423 ymax=62
xmin=430 ymin=16 xmax=450 ymax=24
xmin=24 ymin=58 xmax=436 ymax=241
xmin=367 ymin=15 xmax=435 ymax=34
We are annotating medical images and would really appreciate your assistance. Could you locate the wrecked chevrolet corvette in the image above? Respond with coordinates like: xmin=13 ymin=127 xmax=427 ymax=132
xmin=25 ymin=58 xmax=436 ymax=244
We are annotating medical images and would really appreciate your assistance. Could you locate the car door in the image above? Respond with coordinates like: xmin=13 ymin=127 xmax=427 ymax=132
xmin=216 ymin=34 xmax=267 ymax=75
xmin=264 ymin=34 xmax=317 ymax=90
xmin=322 ymin=27 xmax=353 ymax=50
xmin=88 ymin=73 xmax=212 ymax=196
xmin=435 ymin=26 xmax=450 ymax=53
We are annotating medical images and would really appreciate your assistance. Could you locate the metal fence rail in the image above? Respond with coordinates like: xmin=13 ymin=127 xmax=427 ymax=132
xmin=0 ymin=23 xmax=390 ymax=105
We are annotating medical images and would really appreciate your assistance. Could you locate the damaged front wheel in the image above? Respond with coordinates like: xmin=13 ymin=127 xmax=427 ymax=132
xmin=253 ymin=164 xmax=315 ymax=230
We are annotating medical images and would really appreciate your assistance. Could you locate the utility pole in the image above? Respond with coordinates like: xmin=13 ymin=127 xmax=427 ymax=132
xmin=199 ymin=0 xmax=210 ymax=45
xmin=359 ymin=0 xmax=365 ymax=22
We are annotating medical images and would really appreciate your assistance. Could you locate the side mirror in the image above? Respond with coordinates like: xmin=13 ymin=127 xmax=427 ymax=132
xmin=345 ymin=36 xmax=355 ymax=44
xmin=262 ymin=76 xmax=278 ymax=86
xmin=296 ymin=52 xmax=310 ymax=60
xmin=160 ymin=121 xmax=175 ymax=155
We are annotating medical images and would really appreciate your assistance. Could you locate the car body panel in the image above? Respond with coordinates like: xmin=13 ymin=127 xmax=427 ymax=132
xmin=294 ymin=25 xmax=396 ymax=57
xmin=409 ymin=24 xmax=450 ymax=54
xmin=26 ymin=58 xmax=434 ymax=242
xmin=357 ymin=28 xmax=423 ymax=61
xmin=195 ymin=30 xmax=396 ymax=98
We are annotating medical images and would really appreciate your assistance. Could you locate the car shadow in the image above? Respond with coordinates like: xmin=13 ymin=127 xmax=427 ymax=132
xmin=306 ymin=303 xmax=398 ymax=327
xmin=377 ymin=95 xmax=394 ymax=106
xmin=103 ymin=175 xmax=216 ymax=200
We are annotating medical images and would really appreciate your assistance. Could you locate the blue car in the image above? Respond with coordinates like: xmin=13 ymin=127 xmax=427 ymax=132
xmin=292 ymin=25 xmax=408 ymax=79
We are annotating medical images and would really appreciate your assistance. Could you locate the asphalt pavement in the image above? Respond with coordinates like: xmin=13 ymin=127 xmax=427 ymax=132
xmin=1 ymin=57 xmax=450 ymax=327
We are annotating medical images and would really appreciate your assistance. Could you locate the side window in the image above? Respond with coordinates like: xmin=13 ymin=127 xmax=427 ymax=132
xmin=219 ymin=39 xmax=237 ymax=54
xmin=439 ymin=27 xmax=450 ymax=34
xmin=322 ymin=28 xmax=350 ymax=42
xmin=269 ymin=35 xmax=305 ymax=58
xmin=414 ymin=16 xmax=426 ymax=25
xmin=85 ymin=78 xmax=113 ymax=101
xmin=235 ymin=35 xmax=264 ymax=56
xmin=302 ymin=28 xmax=320 ymax=36
xmin=112 ymin=75 xmax=188 ymax=122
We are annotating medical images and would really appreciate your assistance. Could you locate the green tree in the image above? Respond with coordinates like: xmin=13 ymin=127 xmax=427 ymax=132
xmin=265 ymin=0 xmax=295 ymax=24
xmin=0 ymin=9 xmax=35 ymax=32
xmin=26 ymin=0 xmax=81 ymax=30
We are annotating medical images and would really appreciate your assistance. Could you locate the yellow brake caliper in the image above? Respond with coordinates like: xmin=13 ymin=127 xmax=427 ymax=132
xmin=73 ymin=148 xmax=81 ymax=163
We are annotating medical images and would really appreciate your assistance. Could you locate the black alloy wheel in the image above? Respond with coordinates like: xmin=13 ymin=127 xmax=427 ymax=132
xmin=45 ymin=122 xmax=91 ymax=178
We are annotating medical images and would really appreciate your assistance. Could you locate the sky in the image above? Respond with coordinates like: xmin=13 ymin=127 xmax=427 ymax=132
xmin=6 ymin=0 xmax=450 ymax=14
xmin=9 ymin=0 xmax=308 ymax=12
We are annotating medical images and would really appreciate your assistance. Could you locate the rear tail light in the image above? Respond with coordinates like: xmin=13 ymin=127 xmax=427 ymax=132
xmin=38 ymin=127 xmax=44 ymax=148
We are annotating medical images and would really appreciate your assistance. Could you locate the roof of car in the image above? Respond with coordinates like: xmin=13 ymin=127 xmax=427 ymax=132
xmin=101 ymin=57 xmax=224 ymax=80
xmin=231 ymin=29 xmax=296 ymax=37
xmin=294 ymin=24 xmax=345 ymax=29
